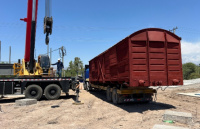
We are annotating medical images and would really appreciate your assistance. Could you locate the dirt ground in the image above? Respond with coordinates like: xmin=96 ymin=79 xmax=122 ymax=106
xmin=0 ymin=84 xmax=200 ymax=129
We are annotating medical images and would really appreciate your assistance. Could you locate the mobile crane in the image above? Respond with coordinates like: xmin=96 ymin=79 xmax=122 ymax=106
xmin=13 ymin=0 xmax=53 ymax=76
xmin=0 ymin=0 xmax=73 ymax=100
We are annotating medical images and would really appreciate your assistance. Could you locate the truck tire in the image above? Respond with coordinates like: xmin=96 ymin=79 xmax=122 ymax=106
xmin=44 ymin=84 xmax=61 ymax=100
xmin=25 ymin=84 xmax=43 ymax=100
xmin=112 ymin=88 xmax=119 ymax=104
xmin=144 ymin=93 xmax=153 ymax=103
xmin=106 ymin=87 xmax=112 ymax=101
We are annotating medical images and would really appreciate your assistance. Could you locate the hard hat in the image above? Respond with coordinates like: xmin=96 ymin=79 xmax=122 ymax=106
xmin=58 ymin=58 xmax=61 ymax=61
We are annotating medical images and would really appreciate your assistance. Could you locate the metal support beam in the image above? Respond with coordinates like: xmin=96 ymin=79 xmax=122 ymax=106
xmin=47 ymin=44 xmax=49 ymax=56
xmin=169 ymin=27 xmax=178 ymax=34
xmin=0 ymin=41 xmax=1 ymax=62
xmin=50 ymin=48 xmax=52 ymax=64
xmin=9 ymin=46 xmax=11 ymax=64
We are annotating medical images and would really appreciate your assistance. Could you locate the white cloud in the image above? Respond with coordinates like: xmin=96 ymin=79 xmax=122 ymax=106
xmin=181 ymin=40 xmax=200 ymax=64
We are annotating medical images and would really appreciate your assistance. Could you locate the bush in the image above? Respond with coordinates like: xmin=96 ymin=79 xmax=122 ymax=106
xmin=188 ymin=73 xmax=200 ymax=79
xmin=182 ymin=62 xmax=196 ymax=80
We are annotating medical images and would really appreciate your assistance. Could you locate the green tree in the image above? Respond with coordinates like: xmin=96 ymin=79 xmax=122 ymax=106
xmin=195 ymin=64 xmax=200 ymax=74
xmin=182 ymin=62 xmax=197 ymax=80
xmin=65 ymin=57 xmax=84 ymax=77
xmin=188 ymin=73 xmax=200 ymax=79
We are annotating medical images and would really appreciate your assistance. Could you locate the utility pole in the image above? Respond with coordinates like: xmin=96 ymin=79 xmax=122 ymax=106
xmin=9 ymin=46 xmax=11 ymax=64
xmin=47 ymin=44 xmax=49 ymax=56
xmin=61 ymin=46 xmax=64 ymax=66
xmin=59 ymin=46 xmax=66 ymax=66
xmin=0 ymin=41 xmax=1 ymax=62
xmin=169 ymin=27 xmax=178 ymax=34
xmin=50 ymin=48 xmax=52 ymax=64
xmin=59 ymin=46 xmax=66 ymax=77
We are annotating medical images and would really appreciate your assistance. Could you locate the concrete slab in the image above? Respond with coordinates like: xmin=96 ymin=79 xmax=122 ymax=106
xmin=15 ymin=99 xmax=37 ymax=106
xmin=163 ymin=110 xmax=193 ymax=124
xmin=4 ymin=95 xmax=25 ymax=98
xmin=183 ymin=78 xmax=200 ymax=85
xmin=152 ymin=124 xmax=189 ymax=129
xmin=178 ymin=92 xmax=200 ymax=98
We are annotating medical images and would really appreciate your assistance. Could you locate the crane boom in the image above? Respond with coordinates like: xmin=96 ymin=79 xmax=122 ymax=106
xmin=19 ymin=0 xmax=53 ymax=74
xmin=20 ymin=0 xmax=38 ymax=65
xmin=29 ymin=0 xmax=38 ymax=73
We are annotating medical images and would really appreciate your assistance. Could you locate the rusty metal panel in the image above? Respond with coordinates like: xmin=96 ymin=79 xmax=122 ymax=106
xmin=148 ymin=31 xmax=165 ymax=41
xmin=116 ymin=39 xmax=129 ymax=83
xmin=89 ymin=28 xmax=183 ymax=87
xmin=166 ymin=33 xmax=183 ymax=85
xmin=148 ymin=39 xmax=167 ymax=86
xmin=130 ymin=39 xmax=149 ymax=87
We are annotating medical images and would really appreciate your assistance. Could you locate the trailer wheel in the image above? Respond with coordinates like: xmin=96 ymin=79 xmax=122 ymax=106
xmin=25 ymin=84 xmax=43 ymax=100
xmin=44 ymin=84 xmax=61 ymax=100
xmin=106 ymin=87 xmax=112 ymax=101
xmin=112 ymin=88 xmax=119 ymax=104
xmin=65 ymin=92 xmax=69 ymax=96
xmin=143 ymin=94 xmax=153 ymax=103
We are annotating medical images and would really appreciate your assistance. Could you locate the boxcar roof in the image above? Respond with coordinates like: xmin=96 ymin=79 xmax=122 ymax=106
xmin=89 ymin=28 xmax=181 ymax=62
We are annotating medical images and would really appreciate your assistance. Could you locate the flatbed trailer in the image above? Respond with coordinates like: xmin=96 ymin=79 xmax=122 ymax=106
xmin=90 ymin=84 xmax=157 ymax=103
xmin=0 ymin=77 xmax=72 ymax=100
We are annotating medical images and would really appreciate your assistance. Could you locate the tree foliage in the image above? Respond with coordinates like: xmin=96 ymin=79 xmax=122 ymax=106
xmin=182 ymin=62 xmax=200 ymax=80
xmin=188 ymin=73 xmax=200 ymax=80
xmin=65 ymin=57 xmax=84 ymax=77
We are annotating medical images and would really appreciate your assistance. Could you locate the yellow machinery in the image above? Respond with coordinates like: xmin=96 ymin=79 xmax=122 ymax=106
xmin=13 ymin=55 xmax=52 ymax=77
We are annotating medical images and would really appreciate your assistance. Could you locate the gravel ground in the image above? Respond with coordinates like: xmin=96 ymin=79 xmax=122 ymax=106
xmin=0 ymin=80 xmax=200 ymax=129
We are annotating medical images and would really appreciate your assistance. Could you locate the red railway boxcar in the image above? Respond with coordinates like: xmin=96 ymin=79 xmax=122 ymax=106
xmin=89 ymin=28 xmax=183 ymax=104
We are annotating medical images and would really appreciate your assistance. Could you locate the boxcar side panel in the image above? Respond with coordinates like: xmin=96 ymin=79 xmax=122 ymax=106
xmin=116 ymin=38 xmax=130 ymax=83
xmin=97 ymin=54 xmax=105 ymax=83
xmin=89 ymin=28 xmax=183 ymax=87
xmin=130 ymin=32 xmax=149 ymax=87
xmin=109 ymin=46 xmax=118 ymax=82
xmin=148 ymin=31 xmax=168 ymax=86
xmin=166 ymin=33 xmax=183 ymax=85
xmin=104 ymin=50 xmax=111 ymax=82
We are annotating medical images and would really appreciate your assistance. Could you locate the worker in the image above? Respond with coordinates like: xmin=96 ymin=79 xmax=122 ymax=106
xmin=76 ymin=80 xmax=80 ymax=92
xmin=51 ymin=58 xmax=64 ymax=77
xmin=75 ymin=80 xmax=80 ymax=102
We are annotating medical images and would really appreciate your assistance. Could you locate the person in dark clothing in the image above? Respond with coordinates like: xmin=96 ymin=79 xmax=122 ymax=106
xmin=76 ymin=80 xmax=80 ymax=93
xmin=75 ymin=80 xmax=80 ymax=102
xmin=51 ymin=58 xmax=64 ymax=77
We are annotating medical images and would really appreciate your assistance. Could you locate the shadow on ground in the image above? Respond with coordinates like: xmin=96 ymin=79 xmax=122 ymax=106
xmin=88 ymin=90 xmax=176 ymax=113
xmin=0 ymin=97 xmax=25 ymax=104
xmin=40 ymin=94 xmax=76 ymax=101
xmin=0 ymin=94 xmax=76 ymax=104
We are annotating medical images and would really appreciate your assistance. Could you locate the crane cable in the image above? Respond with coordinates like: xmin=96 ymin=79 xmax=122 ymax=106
xmin=45 ymin=0 xmax=52 ymax=17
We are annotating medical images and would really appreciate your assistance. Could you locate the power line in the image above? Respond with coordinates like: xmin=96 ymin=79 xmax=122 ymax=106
xmin=43 ymin=47 xmax=60 ymax=55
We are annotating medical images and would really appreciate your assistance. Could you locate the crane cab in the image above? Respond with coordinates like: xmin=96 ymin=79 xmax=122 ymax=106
xmin=38 ymin=55 xmax=51 ymax=76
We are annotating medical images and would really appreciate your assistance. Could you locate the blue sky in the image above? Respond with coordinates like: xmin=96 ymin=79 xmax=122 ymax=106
xmin=0 ymin=0 xmax=200 ymax=68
